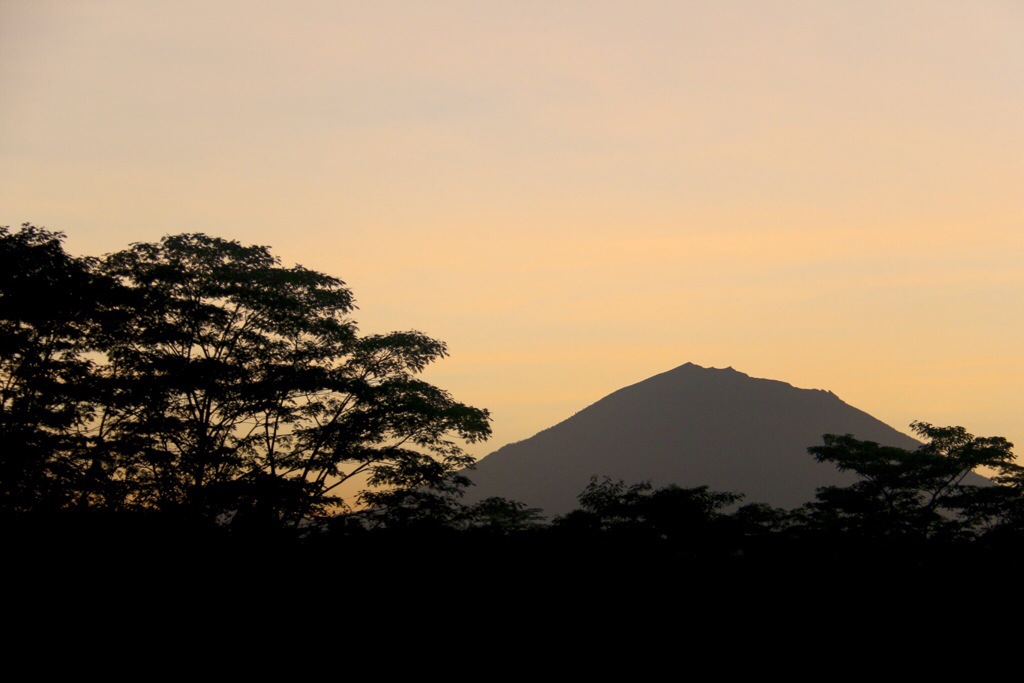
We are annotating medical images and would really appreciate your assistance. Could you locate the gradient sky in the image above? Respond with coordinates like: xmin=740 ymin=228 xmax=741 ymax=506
xmin=2 ymin=1 xmax=1021 ymax=461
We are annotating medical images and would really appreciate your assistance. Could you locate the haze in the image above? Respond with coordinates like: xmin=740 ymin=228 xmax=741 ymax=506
xmin=1 ymin=1 xmax=1021 ymax=458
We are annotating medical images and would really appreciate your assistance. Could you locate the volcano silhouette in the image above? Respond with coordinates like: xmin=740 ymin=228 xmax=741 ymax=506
xmin=464 ymin=363 xmax=934 ymax=515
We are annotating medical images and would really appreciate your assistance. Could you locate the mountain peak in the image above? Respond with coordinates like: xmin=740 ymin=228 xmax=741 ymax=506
xmin=465 ymin=364 xmax=923 ymax=515
xmin=659 ymin=362 xmax=843 ymax=397
xmin=670 ymin=361 xmax=737 ymax=373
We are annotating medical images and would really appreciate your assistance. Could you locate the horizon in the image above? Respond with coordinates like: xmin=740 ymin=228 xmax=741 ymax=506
xmin=2 ymin=1 xmax=1020 ymax=460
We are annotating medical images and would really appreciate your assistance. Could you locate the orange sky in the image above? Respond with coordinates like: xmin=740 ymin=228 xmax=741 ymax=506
xmin=2 ymin=1 xmax=1021 ymax=460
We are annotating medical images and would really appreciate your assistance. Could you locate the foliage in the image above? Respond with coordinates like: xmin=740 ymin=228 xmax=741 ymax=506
xmin=0 ymin=224 xmax=121 ymax=512
xmin=555 ymin=476 xmax=742 ymax=544
xmin=0 ymin=226 xmax=491 ymax=528
xmin=802 ymin=421 xmax=1019 ymax=540
xmin=462 ymin=496 xmax=545 ymax=533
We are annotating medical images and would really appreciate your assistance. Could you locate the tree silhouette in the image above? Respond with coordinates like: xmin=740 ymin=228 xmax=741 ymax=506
xmin=0 ymin=229 xmax=491 ymax=529
xmin=463 ymin=496 xmax=545 ymax=533
xmin=555 ymin=476 xmax=742 ymax=548
xmin=802 ymin=421 xmax=1018 ymax=541
xmin=0 ymin=224 xmax=122 ymax=513
xmin=89 ymin=233 xmax=491 ymax=527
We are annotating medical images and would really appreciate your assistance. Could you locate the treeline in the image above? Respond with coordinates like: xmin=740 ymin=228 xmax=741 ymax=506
xmin=3 ymin=224 xmax=1024 ymax=576
xmin=308 ymin=423 xmax=1024 ymax=581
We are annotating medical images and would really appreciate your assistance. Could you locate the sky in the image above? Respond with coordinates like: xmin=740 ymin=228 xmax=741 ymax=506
xmin=2 ymin=1 xmax=1022 ymax=461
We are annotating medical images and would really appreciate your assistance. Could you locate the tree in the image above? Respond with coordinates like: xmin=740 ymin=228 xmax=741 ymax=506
xmin=462 ymin=497 xmax=545 ymax=534
xmin=0 ymin=224 xmax=121 ymax=513
xmin=555 ymin=476 xmax=742 ymax=545
xmin=80 ymin=233 xmax=491 ymax=527
xmin=803 ymin=421 xmax=1019 ymax=541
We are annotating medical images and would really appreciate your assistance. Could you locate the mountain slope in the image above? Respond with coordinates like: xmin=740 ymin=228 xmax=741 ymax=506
xmin=464 ymin=363 xmax=933 ymax=515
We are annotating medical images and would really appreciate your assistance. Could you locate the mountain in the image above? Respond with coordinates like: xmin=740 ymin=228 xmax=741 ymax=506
xmin=463 ymin=363 xmax=932 ymax=515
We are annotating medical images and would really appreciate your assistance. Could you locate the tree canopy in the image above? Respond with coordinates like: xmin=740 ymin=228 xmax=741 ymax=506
xmin=0 ymin=225 xmax=491 ymax=529
xmin=801 ymin=421 xmax=1020 ymax=541
xmin=0 ymin=224 xmax=113 ymax=511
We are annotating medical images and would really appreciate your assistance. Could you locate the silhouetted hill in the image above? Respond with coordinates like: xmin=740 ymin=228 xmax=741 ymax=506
xmin=465 ymin=363 xmax=959 ymax=515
